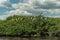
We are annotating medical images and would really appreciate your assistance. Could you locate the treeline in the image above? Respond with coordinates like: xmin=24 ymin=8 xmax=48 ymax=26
xmin=0 ymin=15 xmax=60 ymax=37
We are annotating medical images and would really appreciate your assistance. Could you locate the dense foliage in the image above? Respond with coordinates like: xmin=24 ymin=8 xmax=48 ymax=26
xmin=0 ymin=15 xmax=60 ymax=37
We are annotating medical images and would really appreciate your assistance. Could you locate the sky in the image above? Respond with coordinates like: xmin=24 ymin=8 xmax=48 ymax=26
xmin=0 ymin=0 xmax=60 ymax=20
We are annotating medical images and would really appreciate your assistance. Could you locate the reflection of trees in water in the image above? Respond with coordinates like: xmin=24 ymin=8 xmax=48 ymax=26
xmin=0 ymin=37 xmax=59 ymax=40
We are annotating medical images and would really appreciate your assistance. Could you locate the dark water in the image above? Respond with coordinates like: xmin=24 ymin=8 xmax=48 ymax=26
xmin=0 ymin=37 xmax=59 ymax=40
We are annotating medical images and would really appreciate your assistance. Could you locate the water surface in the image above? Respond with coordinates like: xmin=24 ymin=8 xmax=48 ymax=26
xmin=0 ymin=37 xmax=59 ymax=40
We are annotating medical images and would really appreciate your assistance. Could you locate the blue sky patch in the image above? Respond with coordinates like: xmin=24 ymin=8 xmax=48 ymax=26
xmin=0 ymin=7 xmax=8 ymax=15
xmin=9 ymin=0 xmax=20 ymax=3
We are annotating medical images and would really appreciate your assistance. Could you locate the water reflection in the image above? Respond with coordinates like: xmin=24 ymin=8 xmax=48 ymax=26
xmin=0 ymin=37 xmax=59 ymax=40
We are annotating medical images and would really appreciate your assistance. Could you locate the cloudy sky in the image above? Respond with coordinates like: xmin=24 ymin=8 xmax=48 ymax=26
xmin=0 ymin=0 xmax=60 ymax=20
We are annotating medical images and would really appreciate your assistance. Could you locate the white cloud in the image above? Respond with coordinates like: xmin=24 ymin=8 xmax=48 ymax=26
xmin=12 ymin=3 xmax=34 ymax=9
xmin=6 ymin=0 xmax=60 ymax=17
xmin=0 ymin=0 xmax=8 ymax=6
xmin=0 ymin=15 xmax=9 ymax=20
xmin=5 ymin=9 xmax=32 ymax=16
xmin=1 ymin=0 xmax=60 ymax=20
xmin=48 ymin=16 xmax=60 ymax=18
xmin=0 ymin=0 xmax=7 ymax=4
xmin=40 ymin=9 xmax=60 ymax=14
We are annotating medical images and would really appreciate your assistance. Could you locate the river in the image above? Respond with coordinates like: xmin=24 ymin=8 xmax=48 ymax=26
xmin=0 ymin=37 xmax=59 ymax=40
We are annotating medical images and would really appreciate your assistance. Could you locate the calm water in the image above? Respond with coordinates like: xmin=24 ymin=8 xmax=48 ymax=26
xmin=0 ymin=37 xmax=59 ymax=40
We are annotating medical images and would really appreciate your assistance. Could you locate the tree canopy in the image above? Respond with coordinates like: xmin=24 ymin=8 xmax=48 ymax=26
xmin=0 ymin=15 xmax=60 ymax=37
